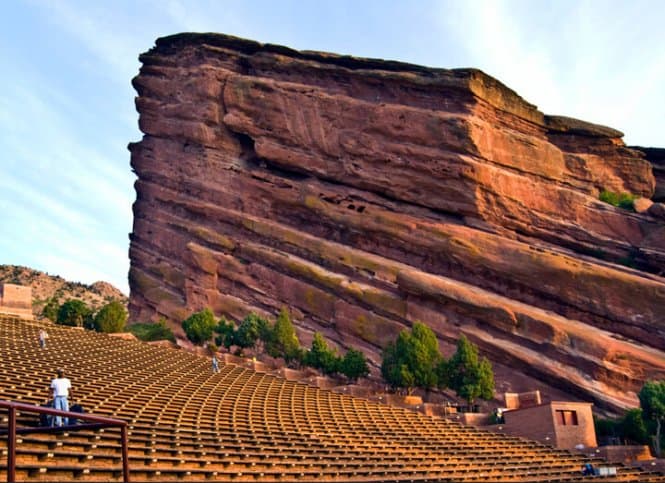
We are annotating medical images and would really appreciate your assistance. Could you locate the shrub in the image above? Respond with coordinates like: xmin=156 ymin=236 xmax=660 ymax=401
xmin=599 ymin=190 xmax=637 ymax=210
xmin=127 ymin=319 xmax=175 ymax=342
xmin=56 ymin=299 xmax=91 ymax=327
xmin=93 ymin=300 xmax=127 ymax=333
xmin=339 ymin=348 xmax=369 ymax=382
xmin=41 ymin=297 xmax=59 ymax=322
xmin=182 ymin=308 xmax=216 ymax=345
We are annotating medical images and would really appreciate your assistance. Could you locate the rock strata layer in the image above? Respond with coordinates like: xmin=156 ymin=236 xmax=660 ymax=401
xmin=129 ymin=33 xmax=665 ymax=412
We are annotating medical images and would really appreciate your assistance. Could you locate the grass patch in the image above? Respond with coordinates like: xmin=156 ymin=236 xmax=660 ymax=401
xmin=599 ymin=190 xmax=638 ymax=210
xmin=127 ymin=320 xmax=176 ymax=342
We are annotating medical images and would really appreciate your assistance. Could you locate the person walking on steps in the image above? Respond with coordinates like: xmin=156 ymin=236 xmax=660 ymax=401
xmin=50 ymin=369 xmax=72 ymax=426
xmin=212 ymin=354 xmax=220 ymax=373
xmin=38 ymin=329 xmax=48 ymax=348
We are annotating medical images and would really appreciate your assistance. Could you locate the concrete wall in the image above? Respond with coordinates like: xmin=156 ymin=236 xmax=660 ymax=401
xmin=0 ymin=283 xmax=33 ymax=320
xmin=505 ymin=390 xmax=542 ymax=410
xmin=597 ymin=445 xmax=653 ymax=464
xmin=503 ymin=404 xmax=557 ymax=445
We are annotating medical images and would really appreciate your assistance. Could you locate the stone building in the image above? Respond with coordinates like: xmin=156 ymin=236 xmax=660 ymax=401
xmin=502 ymin=401 xmax=597 ymax=450
xmin=0 ymin=283 xmax=33 ymax=320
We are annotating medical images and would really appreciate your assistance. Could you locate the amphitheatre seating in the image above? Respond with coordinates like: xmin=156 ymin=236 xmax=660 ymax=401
xmin=1 ymin=315 xmax=664 ymax=482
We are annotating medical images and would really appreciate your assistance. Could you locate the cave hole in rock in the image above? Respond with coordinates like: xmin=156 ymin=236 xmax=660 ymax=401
xmin=346 ymin=204 xmax=366 ymax=213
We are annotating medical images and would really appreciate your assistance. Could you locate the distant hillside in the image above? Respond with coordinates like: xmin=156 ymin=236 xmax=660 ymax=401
xmin=0 ymin=264 xmax=128 ymax=316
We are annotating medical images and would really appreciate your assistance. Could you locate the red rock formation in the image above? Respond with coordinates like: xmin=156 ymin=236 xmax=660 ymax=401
xmin=129 ymin=33 xmax=665 ymax=413
xmin=634 ymin=147 xmax=665 ymax=202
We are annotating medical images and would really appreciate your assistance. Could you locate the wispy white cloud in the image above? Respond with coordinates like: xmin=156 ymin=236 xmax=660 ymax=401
xmin=435 ymin=0 xmax=665 ymax=145
xmin=29 ymin=0 xmax=142 ymax=85
xmin=0 ymin=30 xmax=134 ymax=293
xmin=0 ymin=192 xmax=127 ymax=291
xmin=1 ymin=79 xmax=132 ymax=209
xmin=436 ymin=0 xmax=564 ymax=108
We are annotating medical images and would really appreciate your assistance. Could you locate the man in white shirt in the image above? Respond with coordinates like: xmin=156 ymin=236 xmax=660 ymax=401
xmin=50 ymin=369 xmax=73 ymax=426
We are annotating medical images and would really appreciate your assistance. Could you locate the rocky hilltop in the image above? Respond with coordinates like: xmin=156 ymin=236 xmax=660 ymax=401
xmin=0 ymin=264 xmax=128 ymax=315
xmin=129 ymin=32 xmax=665 ymax=413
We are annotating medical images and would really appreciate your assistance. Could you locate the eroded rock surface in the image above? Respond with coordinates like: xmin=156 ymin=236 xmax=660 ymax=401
xmin=634 ymin=146 xmax=665 ymax=202
xmin=129 ymin=33 xmax=665 ymax=412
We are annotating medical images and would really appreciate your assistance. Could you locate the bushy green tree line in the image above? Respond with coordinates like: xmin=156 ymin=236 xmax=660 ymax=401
xmin=185 ymin=306 xmax=304 ymax=365
xmin=93 ymin=300 xmax=127 ymax=333
xmin=381 ymin=323 xmax=494 ymax=407
xmin=640 ymin=380 xmax=665 ymax=456
xmin=303 ymin=332 xmax=370 ymax=382
xmin=183 ymin=307 xmax=369 ymax=381
xmin=595 ymin=381 xmax=665 ymax=456
xmin=127 ymin=319 xmax=175 ymax=342
xmin=45 ymin=297 xmax=127 ymax=333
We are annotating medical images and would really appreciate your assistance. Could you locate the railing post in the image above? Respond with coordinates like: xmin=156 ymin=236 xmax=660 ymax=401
xmin=121 ymin=424 xmax=130 ymax=483
xmin=8 ymin=406 xmax=16 ymax=483
xmin=1 ymin=400 xmax=129 ymax=482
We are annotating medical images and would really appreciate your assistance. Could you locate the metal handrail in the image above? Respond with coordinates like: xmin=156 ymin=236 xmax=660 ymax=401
xmin=0 ymin=400 xmax=129 ymax=483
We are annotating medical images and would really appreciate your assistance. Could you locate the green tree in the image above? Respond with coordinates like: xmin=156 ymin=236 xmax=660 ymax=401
xmin=214 ymin=317 xmax=236 ymax=350
xmin=620 ymin=408 xmax=649 ymax=445
xmin=234 ymin=313 xmax=270 ymax=354
xmin=443 ymin=334 xmax=495 ymax=408
xmin=639 ymin=380 xmax=665 ymax=456
xmin=266 ymin=307 xmax=302 ymax=364
xmin=381 ymin=322 xmax=440 ymax=394
xmin=56 ymin=299 xmax=91 ymax=327
xmin=42 ymin=297 xmax=59 ymax=322
xmin=304 ymin=333 xmax=340 ymax=375
xmin=381 ymin=341 xmax=405 ymax=391
xmin=182 ymin=308 xmax=216 ymax=345
xmin=256 ymin=315 xmax=272 ymax=353
xmin=594 ymin=416 xmax=620 ymax=442
xmin=594 ymin=409 xmax=649 ymax=446
xmin=93 ymin=300 xmax=127 ymax=333
xmin=340 ymin=348 xmax=369 ymax=382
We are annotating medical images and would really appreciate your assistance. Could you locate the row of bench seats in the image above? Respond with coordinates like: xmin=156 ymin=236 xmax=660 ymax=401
xmin=1 ymin=315 xmax=663 ymax=482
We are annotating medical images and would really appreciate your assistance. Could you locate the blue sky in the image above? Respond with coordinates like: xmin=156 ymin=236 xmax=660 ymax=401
xmin=1 ymin=0 xmax=664 ymax=294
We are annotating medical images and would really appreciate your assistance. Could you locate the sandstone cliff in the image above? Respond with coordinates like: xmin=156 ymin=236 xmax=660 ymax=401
xmin=129 ymin=33 xmax=665 ymax=413
xmin=634 ymin=147 xmax=665 ymax=203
